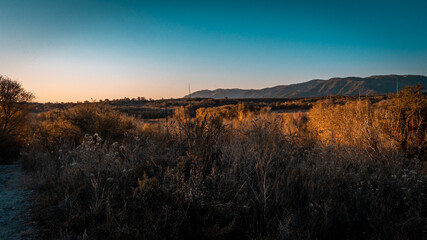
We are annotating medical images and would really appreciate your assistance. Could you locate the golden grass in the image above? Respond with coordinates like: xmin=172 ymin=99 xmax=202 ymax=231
xmin=20 ymin=86 xmax=426 ymax=239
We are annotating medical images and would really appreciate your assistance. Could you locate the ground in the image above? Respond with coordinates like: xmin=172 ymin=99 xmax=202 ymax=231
xmin=0 ymin=163 xmax=37 ymax=240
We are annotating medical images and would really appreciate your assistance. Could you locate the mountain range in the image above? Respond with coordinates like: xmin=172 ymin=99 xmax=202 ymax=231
xmin=186 ymin=75 xmax=427 ymax=99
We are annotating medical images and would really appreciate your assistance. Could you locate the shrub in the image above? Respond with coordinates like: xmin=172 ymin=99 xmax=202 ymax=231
xmin=307 ymin=85 xmax=426 ymax=160
xmin=308 ymin=99 xmax=397 ymax=159
xmin=31 ymin=103 xmax=135 ymax=150
xmin=376 ymin=84 xmax=426 ymax=158
xmin=64 ymin=103 xmax=134 ymax=142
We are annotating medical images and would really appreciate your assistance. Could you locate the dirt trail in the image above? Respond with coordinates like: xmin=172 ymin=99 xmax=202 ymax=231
xmin=0 ymin=163 xmax=37 ymax=240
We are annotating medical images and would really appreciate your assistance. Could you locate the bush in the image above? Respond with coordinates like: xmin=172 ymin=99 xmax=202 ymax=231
xmin=376 ymin=84 xmax=426 ymax=158
xmin=31 ymin=103 xmax=135 ymax=151
xmin=64 ymin=103 xmax=135 ymax=142
xmin=308 ymin=85 xmax=426 ymax=161
xmin=308 ymin=99 xmax=396 ymax=158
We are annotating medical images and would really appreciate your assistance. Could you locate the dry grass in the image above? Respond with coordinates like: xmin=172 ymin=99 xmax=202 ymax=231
xmin=21 ymin=87 xmax=426 ymax=239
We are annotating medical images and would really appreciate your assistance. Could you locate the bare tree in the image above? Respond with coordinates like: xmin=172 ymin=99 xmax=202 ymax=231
xmin=0 ymin=75 xmax=34 ymax=138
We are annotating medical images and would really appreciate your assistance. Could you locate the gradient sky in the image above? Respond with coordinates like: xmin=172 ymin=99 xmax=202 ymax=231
xmin=1 ymin=0 xmax=426 ymax=102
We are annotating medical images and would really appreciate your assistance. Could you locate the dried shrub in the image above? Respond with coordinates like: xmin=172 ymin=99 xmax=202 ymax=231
xmin=376 ymin=84 xmax=426 ymax=158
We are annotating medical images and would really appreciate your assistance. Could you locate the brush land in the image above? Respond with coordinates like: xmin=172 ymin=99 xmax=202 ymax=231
xmin=1 ymin=78 xmax=426 ymax=239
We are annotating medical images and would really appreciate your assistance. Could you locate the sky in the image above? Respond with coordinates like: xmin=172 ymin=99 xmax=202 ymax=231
xmin=0 ymin=0 xmax=426 ymax=102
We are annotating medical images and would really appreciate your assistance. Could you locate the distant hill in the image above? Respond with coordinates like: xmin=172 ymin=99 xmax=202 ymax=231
xmin=186 ymin=75 xmax=427 ymax=99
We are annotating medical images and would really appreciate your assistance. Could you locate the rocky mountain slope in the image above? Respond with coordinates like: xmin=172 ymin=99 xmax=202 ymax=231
xmin=187 ymin=75 xmax=427 ymax=98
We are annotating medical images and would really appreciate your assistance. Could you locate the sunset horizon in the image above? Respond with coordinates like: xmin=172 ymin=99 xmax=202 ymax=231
xmin=1 ymin=0 xmax=426 ymax=102
xmin=4 ymin=73 xmax=425 ymax=103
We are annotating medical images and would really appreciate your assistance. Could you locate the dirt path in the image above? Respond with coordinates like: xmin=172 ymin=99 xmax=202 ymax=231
xmin=0 ymin=163 xmax=37 ymax=240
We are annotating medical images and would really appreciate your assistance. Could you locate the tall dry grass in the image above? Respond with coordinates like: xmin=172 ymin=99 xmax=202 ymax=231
xmin=22 ymin=87 xmax=426 ymax=239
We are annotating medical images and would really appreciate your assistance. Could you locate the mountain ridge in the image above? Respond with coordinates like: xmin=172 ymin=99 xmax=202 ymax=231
xmin=186 ymin=75 xmax=427 ymax=98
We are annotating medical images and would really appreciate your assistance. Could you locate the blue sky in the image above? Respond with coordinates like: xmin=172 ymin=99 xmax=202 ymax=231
xmin=0 ymin=0 xmax=426 ymax=102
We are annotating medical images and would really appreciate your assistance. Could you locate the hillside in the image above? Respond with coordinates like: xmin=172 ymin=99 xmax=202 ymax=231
xmin=187 ymin=75 xmax=427 ymax=98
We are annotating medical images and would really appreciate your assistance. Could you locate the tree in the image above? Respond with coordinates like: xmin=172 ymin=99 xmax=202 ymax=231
xmin=0 ymin=75 xmax=34 ymax=163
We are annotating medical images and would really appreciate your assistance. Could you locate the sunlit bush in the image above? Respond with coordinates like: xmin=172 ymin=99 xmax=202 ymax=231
xmin=65 ymin=103 xmax=134 ymax=142
xmin=376 ymin=84 xmax=426 ymax=158
xmin=196 ymin=102 xmax=253 ymax=120
xmin=308 ymin=85 xmax=426 ymax=160
xmin=308 ymin=100 xmax=397 ymax=158
xmin=31 ymin=103 xmax=135 ymax=151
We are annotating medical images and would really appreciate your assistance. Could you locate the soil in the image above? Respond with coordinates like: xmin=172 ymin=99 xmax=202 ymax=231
xmin=0 ymin=163 xmax=37 ymax=240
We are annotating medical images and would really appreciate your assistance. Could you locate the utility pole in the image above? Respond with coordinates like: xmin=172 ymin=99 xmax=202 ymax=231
xmin=164 ymin=100 xmax=169 ymax=134
xmin=165 ymin=100 xmax=168 ymax=122
xmin=396 ymin=78 xmax=399 ymax=95
xmin=188 ymin=83 xmax=192 ymax=99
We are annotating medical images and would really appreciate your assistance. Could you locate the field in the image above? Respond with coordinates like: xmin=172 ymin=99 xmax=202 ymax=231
xmin=2 ymin=1 xmax=427 ymax=239
xmin=2 ymin=86 xmax=426 ymax=239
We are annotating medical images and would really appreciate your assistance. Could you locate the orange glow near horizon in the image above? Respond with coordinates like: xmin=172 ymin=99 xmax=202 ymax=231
xmin=2 ymin=1 xmax=426 ymax=103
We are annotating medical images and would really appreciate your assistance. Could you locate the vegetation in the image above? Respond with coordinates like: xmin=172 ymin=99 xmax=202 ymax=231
xmin=16 ymin=85 xmax=426 ymax=239
xmin=0 ymin=76 xmax=34 ymax=164
xmin=1 ymin=77 xmax=425 ymax=239
xmin=378 ymin=85 xmax=426 ymax=158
